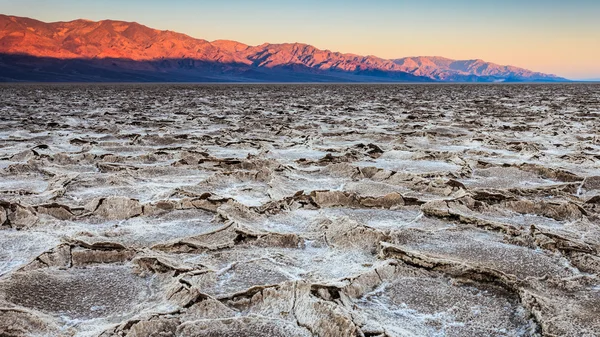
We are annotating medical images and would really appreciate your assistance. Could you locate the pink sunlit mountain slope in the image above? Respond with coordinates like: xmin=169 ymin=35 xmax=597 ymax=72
xmin=0 ymin=15 xmax=568 ymax=82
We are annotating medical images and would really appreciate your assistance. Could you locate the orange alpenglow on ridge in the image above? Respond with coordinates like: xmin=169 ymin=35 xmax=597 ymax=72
xmin=0 ymin=14 xmax=567 ymax=82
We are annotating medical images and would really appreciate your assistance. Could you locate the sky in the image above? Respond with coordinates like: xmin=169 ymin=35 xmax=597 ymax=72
xmin=2 ymin=0 xmax=599 ymax=79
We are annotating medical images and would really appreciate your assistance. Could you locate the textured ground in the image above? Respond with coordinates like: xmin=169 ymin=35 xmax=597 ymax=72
xmin=0 ymin=84 xmax=599 ymax=337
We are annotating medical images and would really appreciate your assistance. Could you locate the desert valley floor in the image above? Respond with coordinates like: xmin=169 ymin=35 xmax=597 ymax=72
xmin=0 ymin=84 xmax=599 ymax=337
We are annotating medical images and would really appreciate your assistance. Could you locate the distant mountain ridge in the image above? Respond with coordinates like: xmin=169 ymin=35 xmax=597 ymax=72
xmin=391 ymin=56 xmax=563 ymax=82
xmin=0 ymin=14 xmax=569 ymax=82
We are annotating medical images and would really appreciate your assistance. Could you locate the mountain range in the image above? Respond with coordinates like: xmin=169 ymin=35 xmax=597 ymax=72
xmin=0 ymin=14 xmax=569 ymax=82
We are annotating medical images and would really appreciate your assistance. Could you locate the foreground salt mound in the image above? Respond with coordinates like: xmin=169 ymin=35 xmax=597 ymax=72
xmin=0 ymin=84 xmax=599 ymax=337
xmin=1 ymin=267 xmax=152 ymax=319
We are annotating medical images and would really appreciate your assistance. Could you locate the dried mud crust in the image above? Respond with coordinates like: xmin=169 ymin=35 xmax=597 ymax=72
xmin=0 ymin=83 xmax=599 ymax=337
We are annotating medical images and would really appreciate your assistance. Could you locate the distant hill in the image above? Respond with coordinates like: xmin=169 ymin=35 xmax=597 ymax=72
xmin=392 ymin=56 xmax=565 ymax=82
xmin=0 ymin=14 xmax=569 ymax=82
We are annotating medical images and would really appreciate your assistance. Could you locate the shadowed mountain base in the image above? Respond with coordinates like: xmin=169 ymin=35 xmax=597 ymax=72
xmin=0 ymin=54 xmax=436 ymax=83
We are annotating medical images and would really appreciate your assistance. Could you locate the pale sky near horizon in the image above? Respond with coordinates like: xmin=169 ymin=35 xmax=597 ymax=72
xmin=2 ymin=0 xmax=599 ymax=79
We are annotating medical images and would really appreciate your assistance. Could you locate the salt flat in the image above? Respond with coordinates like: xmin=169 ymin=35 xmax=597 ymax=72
xmin=0 ymin=84 xmax=599 ymax=336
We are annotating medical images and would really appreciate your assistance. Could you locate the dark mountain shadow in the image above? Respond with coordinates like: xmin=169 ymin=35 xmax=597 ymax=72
xmin=0 ymin=54 xmax=434 ymax=83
